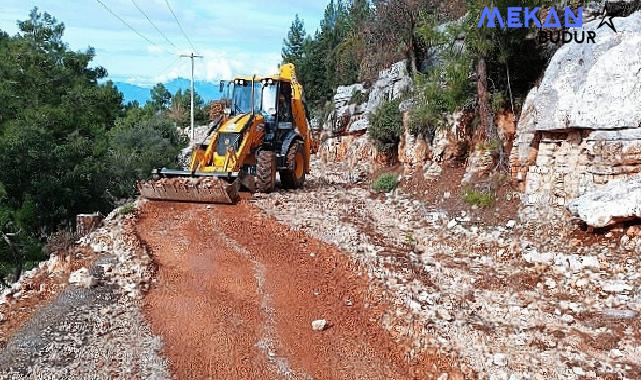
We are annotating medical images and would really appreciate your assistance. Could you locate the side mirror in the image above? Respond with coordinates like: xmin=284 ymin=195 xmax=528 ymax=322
xmin=219 ymin=80 xmax=225 ymax=93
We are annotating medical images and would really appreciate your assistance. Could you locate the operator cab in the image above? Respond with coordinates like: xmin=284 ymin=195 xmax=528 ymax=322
xmin=257 ymin=78 xmax=295 ymax=152
xmin=221 ymin=78 xmax=292 ymax=122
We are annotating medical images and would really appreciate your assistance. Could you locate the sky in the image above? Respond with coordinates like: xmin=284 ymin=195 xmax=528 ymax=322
xmin=0 ymin=0 xmax=326 ymax=86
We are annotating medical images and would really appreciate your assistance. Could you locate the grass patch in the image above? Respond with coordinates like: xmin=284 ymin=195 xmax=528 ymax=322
xmin=462 ymin=187 xmax=495 ymax=207
xmin=372 ymin=173 xmax=399 ymax=193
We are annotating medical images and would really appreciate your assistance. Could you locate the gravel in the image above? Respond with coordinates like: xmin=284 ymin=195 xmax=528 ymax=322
xmin=252 ymin=159 xmax=641 ymax=380
xmin=0 ymin=206 xmax=169 ymax=380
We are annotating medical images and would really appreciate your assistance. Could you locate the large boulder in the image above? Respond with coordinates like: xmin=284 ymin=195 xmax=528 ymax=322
xmin=520 ymin=11 xmax=641 ymax=132
xmin=512 ymin=11 xmax=641 ymax=220
xmin=320 ymin=60 xmax=411 ymax=135
xmin=568 ymin=173 xmax=641 ymax=227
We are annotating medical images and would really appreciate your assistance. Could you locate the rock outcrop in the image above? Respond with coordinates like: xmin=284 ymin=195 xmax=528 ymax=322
xmin=320 ymin=60 xmax=411 ymax=134
xmin=511 ymin=11 xmax=641 ymax=220
xmin=318 ymin=60 xmax=412 ymax=175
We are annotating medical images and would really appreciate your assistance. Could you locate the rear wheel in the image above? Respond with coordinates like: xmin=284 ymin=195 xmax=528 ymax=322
xmin=280 ymin=141 xmax=305 ymax=189
xmin=255 ymin=150 xmax=276 ymax=193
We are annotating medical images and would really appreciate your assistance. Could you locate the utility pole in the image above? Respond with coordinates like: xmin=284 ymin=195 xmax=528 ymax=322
xmin=180 ymin=52 xmax=203 ymax=143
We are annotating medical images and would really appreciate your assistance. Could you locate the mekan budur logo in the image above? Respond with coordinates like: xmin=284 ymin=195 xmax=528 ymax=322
xmin=477 ymin=1 xmax=630 ymax=44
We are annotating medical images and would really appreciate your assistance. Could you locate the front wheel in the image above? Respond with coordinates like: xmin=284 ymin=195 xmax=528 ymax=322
xmin=255 ymin=150 xmax=276 ymax=193
xmin=280 ymin=141 xmax=305 ymax=189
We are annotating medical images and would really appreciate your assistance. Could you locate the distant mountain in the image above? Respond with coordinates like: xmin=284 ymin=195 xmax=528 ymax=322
xmin=113 ymin=78 xmax=223 ymax=105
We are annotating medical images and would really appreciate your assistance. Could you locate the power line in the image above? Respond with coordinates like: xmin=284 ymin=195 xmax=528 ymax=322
xmin=130 ymin=0 xmax=178 ymax=50
xmin=164 ymin=0 xmax=196 ymax=51
xmin=95 ymin=0 xmax=171 ymax=55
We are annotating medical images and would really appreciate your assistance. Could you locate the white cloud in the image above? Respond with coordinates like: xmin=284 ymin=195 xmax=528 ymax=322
xmin=146 ymin=45 xmax=165 ymax=55
xmin=153 ymin=64 xmax=187 ymax=84
xmin=204 ymin=57 xmax=233 ymax=81
xmin=149 ymin=49 xmax=282 ymax=84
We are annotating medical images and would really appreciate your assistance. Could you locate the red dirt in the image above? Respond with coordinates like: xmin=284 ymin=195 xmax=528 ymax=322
xmin=403 ymin=164 xmax=520 ymax=225
xmin=138 ymin=200 xmax=459 ymax=380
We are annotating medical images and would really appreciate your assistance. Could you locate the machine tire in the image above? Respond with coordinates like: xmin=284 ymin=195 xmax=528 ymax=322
xmin=280 ymin=141 xmax=305 ymax=189
xmin=255 ymin=150 xmax=276 ymax=193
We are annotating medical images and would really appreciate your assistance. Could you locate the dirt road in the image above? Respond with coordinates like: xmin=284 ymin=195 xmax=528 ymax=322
xmin=137 ymin=199 xmax=454 ymax=380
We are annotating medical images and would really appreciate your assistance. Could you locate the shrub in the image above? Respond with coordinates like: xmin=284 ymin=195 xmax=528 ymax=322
xmin=118 ymin=203 xmax=136 ymax=216
xmin=349 ymin=88 xmax=367 ymax=105
xmin=372 ymin=173 xmax=398 ymax=193
xmin=491 ymin=91 xmax=506 ymax=113
xmin=410 ymin=14 xmax=473 ymax=137
xmin=368 ymin=99 xmax=403 ymax=153
xmin=462 ymin=187 xmax=495 ymax=207
xmin=477 ymin=139 xmax=500 ymax=152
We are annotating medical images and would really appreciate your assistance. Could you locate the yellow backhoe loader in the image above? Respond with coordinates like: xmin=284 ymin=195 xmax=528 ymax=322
xmin=137 ymin=63 xmax=312 ymax=204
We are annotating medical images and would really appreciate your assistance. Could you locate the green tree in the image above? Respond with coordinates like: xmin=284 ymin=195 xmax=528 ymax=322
xmin=363 ymin=0 xmax=465 ymax=78
xmin=149 ymin=83 xmax=171 ymax=111
xmin=107 ymin=113 xmax=185 ymax=199
xmin=282 ymin=14 xmax=306 ymax=65
xmin=286 ymin=0 xmax=367 ymax=108
xmin=0 ymin=8 xmax=187 ymax=283
xmin=462 ymin=0 xmax=549 ymax=167
xmin=168 ymin=88 xmax=206 ymax=127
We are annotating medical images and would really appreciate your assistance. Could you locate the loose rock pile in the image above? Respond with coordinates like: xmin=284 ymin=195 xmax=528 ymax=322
xmin=254 ymin=161 xmax=641 ymax=380
xmin=0 ymin=204 xmax=169 ymax=380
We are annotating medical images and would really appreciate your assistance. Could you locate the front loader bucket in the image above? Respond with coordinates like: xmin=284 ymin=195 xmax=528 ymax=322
xmin=137 ymin=177 xmax=240 ymax=204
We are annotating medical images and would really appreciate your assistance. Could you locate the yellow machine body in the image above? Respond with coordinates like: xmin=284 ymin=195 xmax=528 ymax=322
xmin=138 ymin=63 xmax=312 ymax=204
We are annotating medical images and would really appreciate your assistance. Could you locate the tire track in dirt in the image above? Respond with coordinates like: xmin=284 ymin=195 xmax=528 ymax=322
xmin=139 ymin=203 xmax=274 ymax=379
xmin=138 ymin=199 xmax=455 ymax=380
xmin=215 ymin=229 xmax=304 ymax=379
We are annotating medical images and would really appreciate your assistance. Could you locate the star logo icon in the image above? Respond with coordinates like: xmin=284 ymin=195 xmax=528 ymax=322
xmin=597 ymin=0 xmax=626 ymax=33
xmin=597 ymin=14 xmax=617 ymax=33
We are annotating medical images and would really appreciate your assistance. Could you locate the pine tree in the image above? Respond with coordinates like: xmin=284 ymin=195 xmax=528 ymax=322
xmin=282 ymin=14 xmax=306 ymax=65
xmin=150 ymin=83 xmax=171 ymax=111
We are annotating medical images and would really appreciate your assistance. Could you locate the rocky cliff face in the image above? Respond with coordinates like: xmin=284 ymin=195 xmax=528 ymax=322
xmin=319 ymin=60 xmax=467 ymax=180
xmin=320 ymin=60 xmax=411 ymax=135
xmin=511 ymin=11 xmax=641 ymax=221
xmin=318 ymin=60 xmax=412 ymax=177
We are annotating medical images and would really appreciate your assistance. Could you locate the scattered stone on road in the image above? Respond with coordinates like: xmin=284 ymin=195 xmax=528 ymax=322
xmin=311 ymin=319 xmax=328 ymax=331
xmin=137 ymin=200 xmax=459 ymax=380
xmin=68 ymin=268 xmax=97 ymax=288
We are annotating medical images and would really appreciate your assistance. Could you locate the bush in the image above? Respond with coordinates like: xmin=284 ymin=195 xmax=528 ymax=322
xmin=462 ymin=187 xmax=495 ymax=207
xmin=368 ymin=99 xmax=403 ymax=153
xmin=349 ymin=88 xmax=367 ymax=105
xmin=477 ymin=139 xmax=500 ymax=152
xmin=118 ymin=203 xmax=136 ymax=216
xmin=372 ymin=173 xmax=398 ymax=193
xmin=107 ymin=114 xmax=186 ymax=199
